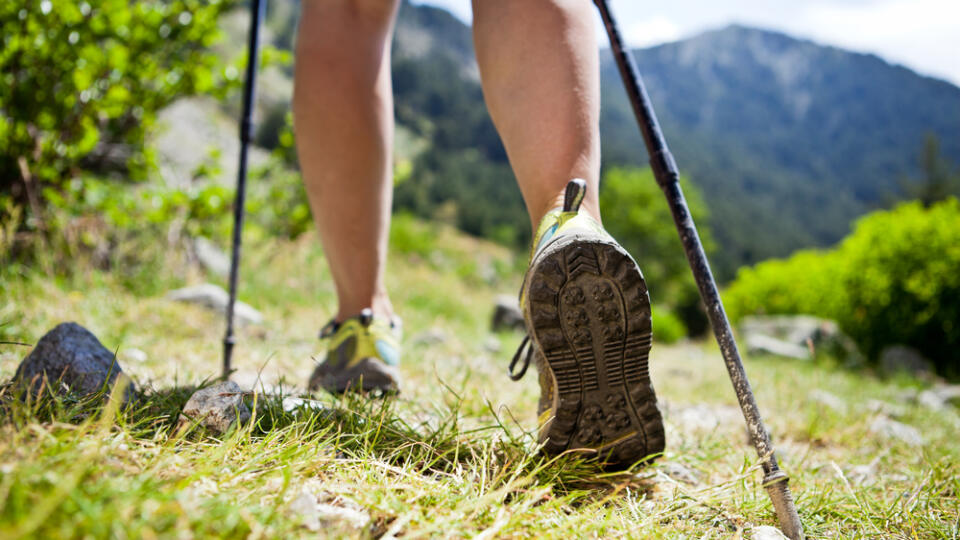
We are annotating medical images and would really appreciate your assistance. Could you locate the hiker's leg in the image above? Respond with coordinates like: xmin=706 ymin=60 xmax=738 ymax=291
xmin=294 ymin=0 xmax=400 ymax=321
xmin=472 ymin=0 xmax=601 ymax=228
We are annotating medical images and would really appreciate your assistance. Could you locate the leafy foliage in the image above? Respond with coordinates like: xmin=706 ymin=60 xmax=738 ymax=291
xmin=0 ymin=0 xmax=234 ymax=225
xmin=725 ymin=198 xmax=960 ymax=375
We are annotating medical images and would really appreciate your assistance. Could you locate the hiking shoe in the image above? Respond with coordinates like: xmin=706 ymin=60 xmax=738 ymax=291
xmin=511 ymin=178 xmax=665 ymax=468
xmin=309 ymin=308 xmax=402 ymax=394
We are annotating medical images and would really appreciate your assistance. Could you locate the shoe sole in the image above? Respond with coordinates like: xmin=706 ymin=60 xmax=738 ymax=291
xmin=525 ymin=234 xmax=664 ymax=468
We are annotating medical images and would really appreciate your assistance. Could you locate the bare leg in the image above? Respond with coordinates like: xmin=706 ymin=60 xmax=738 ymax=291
xmin=293 ymin=0 xmax=400 ymax=321
xmin=472 ymin=0 xmax=602 ymax=229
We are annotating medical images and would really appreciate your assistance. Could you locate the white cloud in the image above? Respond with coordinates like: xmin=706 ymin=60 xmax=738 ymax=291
xmin=412 ymin=0 xmax=960 ymax=85
xmin=624 ymin=16 xmax=682 ymax=48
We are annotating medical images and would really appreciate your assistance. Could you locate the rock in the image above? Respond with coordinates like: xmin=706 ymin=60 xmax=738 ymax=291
xmin=916 ymin=385 xmax=960 ymax=411
xmin=179 ymin=381 xmax=251 ymax=434
xmin=193 ymin=237 xmax=231 ymax=278
xmin=744 ymin=334 xmax=811 ymax=360
xmin=847 ymin=459 xmax=879 ymax=486
xmin=869 ymin=416 xmax=924 ymax=446
xmin=166 ymin=283 xmax=263 ymax=326
xmin=879 ymin=345 xmax=933 ymax=377
xmin=14 ymin=322 xmax=136 ymax=401
xmin=750 ymin=526 xmax=789 ymax=540
xmin=661 ymin=462 xmax=700 ymax=485
xmin=740 ymin=315 xmax=862 ymax=362
xmin=411 ymin=328 xmax=447 ymax=346
xmin=121 ymin=348 xmax=148 ymax=364
xmin=808 ymin=389 xmax=847 ymax=413
xmin=483 ymin=336 xmax=502 ymax=354
xmin=288 ymin=490 xmax=370 ymax=532
xmin=865 ymin=399 xmax=907 ymax=418
xmin=491 ymin=294 xmax=524 ymax=332
xmin=670 ymin=404 xmax=742 ymax=433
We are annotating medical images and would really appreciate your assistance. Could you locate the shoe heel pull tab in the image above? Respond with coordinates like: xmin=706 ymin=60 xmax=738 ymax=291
xmin=359 ymin=308 xmax=374 ymax=327
xmin=563 ymin=178 xmax=587 ymax=213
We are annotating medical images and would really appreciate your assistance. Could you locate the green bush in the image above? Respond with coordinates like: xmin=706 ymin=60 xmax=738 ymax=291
xmin=725 ymin=198 xmax=960 ymax=375
xmin=652 ymin=308 xmax=687 ymax=345
xmin=599 ymin=167 xmax=714 ymax=336
xmin=0 ymin=0 xmax=234 ymax=222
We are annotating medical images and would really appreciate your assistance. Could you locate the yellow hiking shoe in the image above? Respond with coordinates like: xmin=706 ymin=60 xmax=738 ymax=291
xmin=511 ymin=178 xmax=665 ymax=468
xmin=309 ymin=309 xmax=402 ymax=394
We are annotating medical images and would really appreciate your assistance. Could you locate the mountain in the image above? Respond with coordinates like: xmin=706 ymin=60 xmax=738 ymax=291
xmin=599 ymin=25 xmax=960 ymax=275
xmin=258 ymin=2 xmax=960 ymax=278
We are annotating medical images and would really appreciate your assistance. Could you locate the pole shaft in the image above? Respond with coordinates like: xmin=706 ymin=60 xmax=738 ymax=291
xmin=223 ymin=0 xmax=267 ymax=379
xmin=593 ymin=1 xmax=803 ymax=538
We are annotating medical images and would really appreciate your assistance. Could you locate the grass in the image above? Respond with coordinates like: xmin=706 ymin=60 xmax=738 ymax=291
xmin=0 ymin=219 xmax=958 ymax=538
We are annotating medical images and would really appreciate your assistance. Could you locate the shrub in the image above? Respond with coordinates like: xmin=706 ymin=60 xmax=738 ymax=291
xmin=725 ymin=198 xmax=960 ymax=375
xmin=0 ymin=0 xmax=234 ymax=223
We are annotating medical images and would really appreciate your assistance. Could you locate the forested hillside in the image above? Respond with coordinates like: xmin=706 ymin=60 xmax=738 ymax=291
xmin=257 ymin=1 xmax=960 ymax=278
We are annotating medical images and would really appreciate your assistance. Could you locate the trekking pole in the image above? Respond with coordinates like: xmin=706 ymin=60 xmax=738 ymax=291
xmin=593 ymin=2 xmax=803 ymax=538
xmin=223 ymin=0 xmax=267 ymax=379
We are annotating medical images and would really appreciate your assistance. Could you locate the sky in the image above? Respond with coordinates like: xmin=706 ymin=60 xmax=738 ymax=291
xmin=413 ymin=0 xmax=960 ymax=86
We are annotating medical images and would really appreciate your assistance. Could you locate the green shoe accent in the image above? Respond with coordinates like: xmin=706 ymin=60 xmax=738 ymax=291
xmin=309 ymin=308 xmax=402 ymax=394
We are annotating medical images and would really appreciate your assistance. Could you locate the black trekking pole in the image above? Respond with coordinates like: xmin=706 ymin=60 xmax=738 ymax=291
xmin=223 ymin=0 xmax=267 ymax=379
xmin=593 ymin=1 xmax=803 ymax=538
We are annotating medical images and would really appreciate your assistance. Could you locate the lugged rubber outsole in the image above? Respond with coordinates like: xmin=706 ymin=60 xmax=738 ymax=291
xmin=525 ymin=234 xmax=665 ymax=468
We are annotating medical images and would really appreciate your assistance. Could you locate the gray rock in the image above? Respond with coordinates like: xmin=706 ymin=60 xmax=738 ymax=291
xmin=744 ymin=333 xmax=811 ymax=360
xmin=483 ymin=336 xmax=502 ymax=354
xmin=193 ymin=236 xmax=231 ymax=278
xmin=14 ymin=322 xmax=136 ymax=401
xmin=750 ymin=526 xmax=789 ymax=540
xmin=740 ymin=315 xmax=862 ymax=362
xmin=869 ymin=415 xmax=924 ymax=446
xmin=166 ymin=283 xmax=263 ymax=326
xmin=808 ymin=389 xmax=847 ymax=413
xmin=179 ymin=381 xmax=251 ymax=434
xmin=916 ymin=385 xmax=960 ymax=411
xmin=288 ymin=490 xmax=370 ymax=532
xmin=879 ymin=345 xmax=933 ymax=377
xmin=661 ymin=462 xmax=700 ymax=485
xmin=491 ymin=294 xmax=524 ymax=332
xmin=411 ymin=328 xmax=447 ymax=346
xmin=847 ymin=459 xmax=879 ymax=486
xmin=121 ymin=348 xmax=147 ymax=364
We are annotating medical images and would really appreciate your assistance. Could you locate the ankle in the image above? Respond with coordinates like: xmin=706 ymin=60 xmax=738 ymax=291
xmin=335 ymin=290 xmax=395 ymax=323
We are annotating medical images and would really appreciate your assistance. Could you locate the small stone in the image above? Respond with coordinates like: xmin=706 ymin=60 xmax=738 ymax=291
xmin=917 ymin=390 xmax=947 ymax=411
xmin=122 ymin=348 xmax=148 ymax=364
xmin=166 ymin=283 xmax=263 ymax=326
xmin=193 ymin=236 xmax=231 ymax=278
xmin=808 ymin=389 xmax=847 ymax=413
xmin=661 ymin=462 xmax=700 ymax=485
xmin=179 ymin=381 xmax=251 ymax=434
xmin=866 ymin=399 xmax=907 ymax=418
xmin=933 ymin=385 xmax=960 ymax=408
xmin=869 ymin=416 xmax=924 ymax=446
xmin=879 ymin=345 xmax=933 ymax=377
xmin=750 ymin=525 xmax=789 ymax=540
xmin=14 ymin=322 xmax=136 ymax=402
xmin=847 ymin=459 xmax=879 ymax=486
xmin=412 ymin=328 xmax=447 ymax=346
xmin=491 ymin=294 xmax=524 ymax=332
xmin=483 ymin=336 xmax=502 ymax=353
xmin=288 ymin=490 xmax=370 ymax=532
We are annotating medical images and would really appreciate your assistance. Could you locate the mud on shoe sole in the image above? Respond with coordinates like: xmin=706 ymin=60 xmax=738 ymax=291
xmin=526 ymin=236 xmax=665 ymax=468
